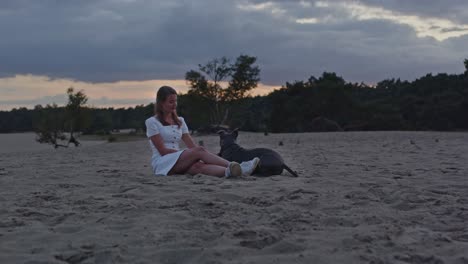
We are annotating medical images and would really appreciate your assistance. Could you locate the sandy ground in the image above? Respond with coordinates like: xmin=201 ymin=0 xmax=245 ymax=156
xmin=0 ymin=131 xmax=467 ymax=263
xmin=0 ymin=133 xmax=106 ymax=154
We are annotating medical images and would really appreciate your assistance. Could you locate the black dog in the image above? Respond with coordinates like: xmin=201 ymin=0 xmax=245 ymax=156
xmin=218 ymin=130 xmax=298 ymax=177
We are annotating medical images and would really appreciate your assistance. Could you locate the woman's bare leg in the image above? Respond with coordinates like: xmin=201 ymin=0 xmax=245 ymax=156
xmin=169 ymin=147 xmax=229 ymax=175
xmin=185 ymin=161 xmax=225 ymax=177
xmin=194 ymin=147 xmax=230 ymax=167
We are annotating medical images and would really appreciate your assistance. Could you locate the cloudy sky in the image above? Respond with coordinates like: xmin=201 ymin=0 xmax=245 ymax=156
xmin=1 ymin=0 xmax=467 ymax=110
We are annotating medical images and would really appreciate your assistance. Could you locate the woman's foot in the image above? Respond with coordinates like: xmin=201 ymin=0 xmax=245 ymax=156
xmin=225 ymin=162 xmax=242 ymax=178
xmin=240 ymin=157 xmax=260 ymax=176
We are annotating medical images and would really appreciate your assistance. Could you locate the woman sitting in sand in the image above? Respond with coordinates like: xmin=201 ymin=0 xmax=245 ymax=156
xmin=145 ymin=86 xmax=260 ymax=177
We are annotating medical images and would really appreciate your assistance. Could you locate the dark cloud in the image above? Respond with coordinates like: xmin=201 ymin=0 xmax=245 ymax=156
xmin=0 ymin=95 xmax=151 ymax=109
xmin=357 ymin=0 xmax=468 ymax=24
xmin=0 ymin=0 xmax=466 ymax=85
xmin=252 ymin=0 xmax=468 ymax=23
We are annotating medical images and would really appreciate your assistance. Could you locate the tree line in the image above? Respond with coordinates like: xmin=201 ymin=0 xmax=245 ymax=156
xmin=1 ymin=56 xmax=467 ymax=136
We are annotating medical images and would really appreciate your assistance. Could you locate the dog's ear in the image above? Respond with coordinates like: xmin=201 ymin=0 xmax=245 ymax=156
xmin=217 ymin=130 xmax=226 ymax=136
xmin=232 ymin=128 xmax=239 ymax=138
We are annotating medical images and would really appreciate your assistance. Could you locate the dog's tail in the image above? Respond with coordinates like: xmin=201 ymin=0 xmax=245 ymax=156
xmin=283 ymin=164 xmax=299 ymax=177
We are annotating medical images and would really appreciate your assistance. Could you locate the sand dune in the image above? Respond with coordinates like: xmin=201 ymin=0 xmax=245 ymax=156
xmin=1 ymin=131 xmax=467 ymax=263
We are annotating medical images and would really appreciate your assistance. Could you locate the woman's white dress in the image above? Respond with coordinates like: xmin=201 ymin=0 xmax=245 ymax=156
xmin=145 ymin=116 xmax=189 ymax=176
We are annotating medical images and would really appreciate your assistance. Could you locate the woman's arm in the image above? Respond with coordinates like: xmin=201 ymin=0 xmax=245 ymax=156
xmin=150 ymin=134 xmax=178 ymax=155
xmin=181 ymin=133 xmax=197 ymax=149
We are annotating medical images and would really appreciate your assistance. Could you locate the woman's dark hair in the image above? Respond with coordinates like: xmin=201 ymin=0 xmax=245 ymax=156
xmin=155 ymin=86 xmax=181 ymax=128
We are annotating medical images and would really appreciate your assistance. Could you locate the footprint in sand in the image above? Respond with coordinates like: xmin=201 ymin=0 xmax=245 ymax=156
xmin=234 ymin=230 xmax=257 ymax=239
xmin=55 ymin=242 xmax=122 ymax=263
xmin=96 ymin=169 xmax=121 ymax=178
xmin=106 ymin=218 xmax=136 ymax=231
xmin=56 ymin=183 xmax=85 ymax=189
xmin=16 ymin=208 xmax=51 ymax=219
xmin=187 ymin=202 xmax=225 ymax=219
xmin=452 ymin=233 xmax=468 ymax=242
xmin=363 ymin=215 xmax=383 ymax=225
xmin=393 ymin=254 xmax=444 ymax=264
xmin=0 ymin=218 xmax=25 ymax=228
xmin=54 ymin=249 xmax=94 ymax=263
xmin=54 ymin=225 xmax=83 ymax=234
xmin=344 ymin=191 xmax=376 ymax=205
xmin=263 ymin=240 xmax=306 ymax=254
xmin=155 ymin=248 xmax=205 ymax=264
xmin=213 ymin=192 xmax=243 ymax=202
xmin=241 ymin=197 xmax=274 ymax=207
xmin=112 ymin=188 xmax=144 ymax=200
xmin=322 ymin=217 xmax=359 ymax=228
xmin=234 ymin=229 xmax=281 ymax=249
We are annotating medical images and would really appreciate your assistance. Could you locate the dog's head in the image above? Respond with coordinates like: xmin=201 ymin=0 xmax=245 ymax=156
xmin=217 ymin=128 xmax=239 ymax=148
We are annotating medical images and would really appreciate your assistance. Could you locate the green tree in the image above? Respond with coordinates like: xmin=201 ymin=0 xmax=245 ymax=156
xmin=35 ymin=88 xmax=90 ymax=148
xmin=65 ymin=87 xmax=90 ymax=146
xmin=226 ymin=55 xmax=260 ymax=100
xmin=35 ymin=104 xmax=68 ymax=148
xmin=185 ymin=55 xmax=260 ymax=126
